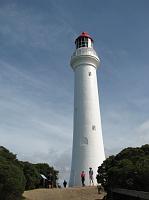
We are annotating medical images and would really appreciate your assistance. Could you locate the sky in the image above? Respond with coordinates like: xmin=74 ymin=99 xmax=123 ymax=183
xmin=0 ymin=0 xmax=149 ymax=183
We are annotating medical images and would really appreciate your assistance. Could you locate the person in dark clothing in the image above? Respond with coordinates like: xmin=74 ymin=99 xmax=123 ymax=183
xmin=47 ymin=173 xmax=53 ymax=188
xmin=89 ymin=167 xmax=94 ymax=186
xmin=63 ymin=180 xmax=67 ymax=188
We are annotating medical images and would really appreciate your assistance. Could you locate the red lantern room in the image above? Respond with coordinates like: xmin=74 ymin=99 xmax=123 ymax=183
xmin=75 ymin=32 xmax=94 ymax=49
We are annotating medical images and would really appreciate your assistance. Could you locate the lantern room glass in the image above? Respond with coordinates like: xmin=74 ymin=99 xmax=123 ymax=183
xmin=76 ymin=37 xmax=93 ymax=49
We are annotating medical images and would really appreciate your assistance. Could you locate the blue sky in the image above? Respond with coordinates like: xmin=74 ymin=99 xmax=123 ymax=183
xmin=0 ymin=0 xmax=149 ymax=182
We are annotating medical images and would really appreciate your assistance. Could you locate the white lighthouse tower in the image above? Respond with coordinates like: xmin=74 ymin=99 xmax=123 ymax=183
xmin=69 ymin=32 xmax=105 ymax=186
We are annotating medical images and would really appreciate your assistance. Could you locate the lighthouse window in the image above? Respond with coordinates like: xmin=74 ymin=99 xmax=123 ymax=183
xmin=92 ymin=125 xmax=96 ymax=131
xmin=82 ymin=42 xmax=86 ymax=47
xmin=89 ymin=72 xmax=91 ymax=76
xmin=79 ymin=39 xmax=82 ymax=47
xmin=81 ymin=137 xmax=88 ymax=145
xmin=77 ymin=37 xmax=88 ymax=48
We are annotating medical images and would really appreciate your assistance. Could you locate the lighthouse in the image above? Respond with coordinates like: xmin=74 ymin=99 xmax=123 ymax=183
xmin=69 ymin=32 xmax=105 ymax=186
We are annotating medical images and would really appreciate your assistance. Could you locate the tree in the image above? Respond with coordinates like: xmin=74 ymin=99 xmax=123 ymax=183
xmin=22 ymin=161 xmax=40 ymax=190
xmin=0 ymin=146 xmax=26 ymax=200
xmin=97 ymin=155 xmax=115 ymax=188
xmin=97 ymin=144 xmax=149 ymax=192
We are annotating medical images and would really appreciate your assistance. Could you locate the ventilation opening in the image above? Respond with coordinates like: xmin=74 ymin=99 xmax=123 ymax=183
xmin=92 ymin=125 xmax=96 ymax=131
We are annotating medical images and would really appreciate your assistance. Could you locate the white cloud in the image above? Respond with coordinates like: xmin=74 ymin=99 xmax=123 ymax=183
xmin=135 ymin=120 xmax=149 ymax=144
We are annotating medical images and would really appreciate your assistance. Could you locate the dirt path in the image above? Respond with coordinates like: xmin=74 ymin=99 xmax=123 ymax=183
xmin=23 ymin=186 xmax=106 ymax=200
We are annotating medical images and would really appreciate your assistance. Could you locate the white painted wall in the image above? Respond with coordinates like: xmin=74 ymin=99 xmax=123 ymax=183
xmin=69 ymin=47 xmax=105 ymax=186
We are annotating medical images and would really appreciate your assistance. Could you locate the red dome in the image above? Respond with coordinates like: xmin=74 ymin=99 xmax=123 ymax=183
xmin=75 ymin=32 xmax=93 ymax=44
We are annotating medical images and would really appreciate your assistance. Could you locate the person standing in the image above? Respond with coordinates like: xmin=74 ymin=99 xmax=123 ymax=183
xmin=80 ymin=171 xmax=85 ymax=186
xmin=89 ymin=167 xmax=94 ymax=186
xmin=63 ymin=180 xmax=67 ymax=188
xmin=47 ymin=173 xmax=53 ymax=188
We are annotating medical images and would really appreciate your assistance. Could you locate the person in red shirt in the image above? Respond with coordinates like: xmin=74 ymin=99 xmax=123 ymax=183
xmin=80 ymin=171 xmax=85 ymax=186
